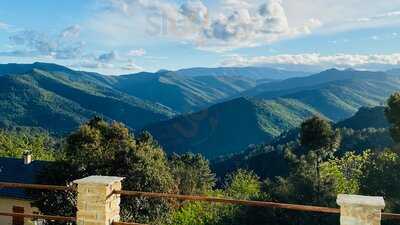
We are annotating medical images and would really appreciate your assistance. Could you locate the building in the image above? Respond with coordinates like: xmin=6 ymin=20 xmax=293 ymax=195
xmin=0 ymin=154 xmax=50 ymax=225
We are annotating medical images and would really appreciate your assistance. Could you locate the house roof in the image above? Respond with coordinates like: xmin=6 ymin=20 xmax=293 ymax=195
xmin=0 ymin=157 xmax=51 ymax=200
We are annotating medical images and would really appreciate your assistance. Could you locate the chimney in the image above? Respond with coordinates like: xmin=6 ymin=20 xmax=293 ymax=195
xmin=23 ymin=151 xmax=32 ymax=165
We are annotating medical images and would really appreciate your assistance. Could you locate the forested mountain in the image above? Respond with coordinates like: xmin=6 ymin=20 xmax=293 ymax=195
xmin=251 ymin=70 xmax=396 ymax=121
xmin=211 ymin=106 xmax=394 ymax=180
xmin=0 ymin=63 xmax=299 ymax=133
xmin=114 ymin=71 xmax=265 ymax=113
xmin=244 ymin=68 xmax=388 ymax=96
xmin=0 ymin=67 xmax=173 ymax=133
xmin=144 ymin=97 xmax=320 ymax=157
xmin=336 ymin=106 xmax=389 ymax=129
xmin=1 ymin=63 xmax=400 ymax=158
xmin=114 ymin=66 xmax=308 ymax=112
xmin=145 ymin=69 xmax=400 ymax=157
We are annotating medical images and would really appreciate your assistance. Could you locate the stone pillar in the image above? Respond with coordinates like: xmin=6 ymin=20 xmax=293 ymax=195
xmin=74 ymin=176 xmax=124 ymax=225
xmin=337 ymin=194 xmax=385 ymax=225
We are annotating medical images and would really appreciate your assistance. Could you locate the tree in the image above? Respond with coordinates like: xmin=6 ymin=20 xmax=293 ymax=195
xmin=245 ymin=149 xmax=339 ymax=225
xmin=224 ymin=169 xmax=261 ymax=200
xmin=359 ymin=150 xmax=400 ymax=213
xmin=321 ymin=151 xmax=372 ymax=194
xmin=167 ymin=169 xmax=261 ymax=225
xmin=169 ymin=153 xmax=216 ymax=195
xmin=0 ymin=129 xmax=55 ymax=161
xmin=34 ymin=117 xmax=175 ymax=224
xmin=300 ymin=116 xmax=341 ymax=200
xmin=385 ymin=92 xmax=400 ymax=150
xmin=300 ymin=116 xmax=341 ymax=158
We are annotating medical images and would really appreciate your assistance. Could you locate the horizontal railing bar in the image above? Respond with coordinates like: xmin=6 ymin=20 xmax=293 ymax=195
xmin=0 ymin=182 xmax=71 ymax=191
xmin=115 ymin=190 xmax=340 ymax=214
xmin=0 ymin=212 xmax=76 ymax=222
xmin=112 ymin=222 xmax=148 ymax=225
xmin=382 ymin=212 xmax=400 ymax=220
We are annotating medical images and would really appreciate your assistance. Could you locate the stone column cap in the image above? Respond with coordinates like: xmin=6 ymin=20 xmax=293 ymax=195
xmin=337 ymin=194 xmax=385 ymax=208
xmin=74 ymin=175 xmax=124 ymax=185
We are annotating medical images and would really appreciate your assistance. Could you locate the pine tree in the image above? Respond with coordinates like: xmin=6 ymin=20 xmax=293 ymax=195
xmin=300 ymin=116 xmax=341 ymax=202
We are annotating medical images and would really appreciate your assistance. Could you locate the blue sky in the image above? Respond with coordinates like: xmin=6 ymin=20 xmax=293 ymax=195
xmin=1 ymin=0 xmax=400 ymax=74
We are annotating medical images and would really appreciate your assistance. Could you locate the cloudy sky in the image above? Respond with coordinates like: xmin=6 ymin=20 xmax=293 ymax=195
xmin=1 ymin=0 xmax=400 ymax=74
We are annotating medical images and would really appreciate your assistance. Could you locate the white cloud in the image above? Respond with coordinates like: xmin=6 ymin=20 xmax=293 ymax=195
xmin=356 ymin=11 xmax=400 ymax=23
xmin=221 ymin=0 xmax=252 ymax=9
xmin=88 ymin=0 xmax=400 ymax=52
xmin=91 ymin=0 xmax=321 ymax=52
xmin=71 ymin=58 xmax=143 ymax=75
xmin=221 ymin=53 xmax=400 ymax=71
xmin=0 ymin=21 xmax=10 ymax=30
xmin=127 ymin=48 xmax=146 ymax=57
xmin=7 ymin=27 xmax=84 ymax=59
xmin=2 ymin=24 xmax=146 ymax=74
xmin=60 ymin=25 xmax=81 ymax=39
xmin=180 ymin=0 xmax=209 ymax=25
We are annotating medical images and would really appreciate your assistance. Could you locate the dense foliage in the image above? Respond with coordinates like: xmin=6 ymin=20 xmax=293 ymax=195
xmin=0 ymin=128 xmax=55 ymax=160
xmin=32 ymin=117 xmax=219 ymax=225
xmin=182 ymin=112 xmax=400 ymax=225
xmin=169 ymin=153 xmax=216 ymax=195
xmin=336 ymin=106 xmax=388 ymax=130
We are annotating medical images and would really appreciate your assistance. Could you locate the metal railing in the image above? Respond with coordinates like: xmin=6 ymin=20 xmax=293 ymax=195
xmin=1 ymin=181 xmax=400 ymax=225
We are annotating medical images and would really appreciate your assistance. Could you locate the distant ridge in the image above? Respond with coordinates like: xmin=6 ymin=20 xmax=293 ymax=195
xmin=174 ymin=66 xmax=309 ymax=80
xmin=0 ymin=63 xmax=308 ymax=133
xmin=0 ymin=62 xmax=74 ymax=76
xmin=145 ymin=69 xmax=400 ymax=157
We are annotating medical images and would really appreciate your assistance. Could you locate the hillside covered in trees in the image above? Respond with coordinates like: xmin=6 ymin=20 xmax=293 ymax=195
xmin=147 ymin=69 xmax=399 ymax=157
xmin=1 ymin=92 xmax=399 ymax=225
xmin=1 ymin=63 xmax=400 ymax=159
xmin=0 ymin=63 xmax=294 ymax=134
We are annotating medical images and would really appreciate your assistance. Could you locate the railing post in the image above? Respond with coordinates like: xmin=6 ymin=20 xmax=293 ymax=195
xmin=74 ymin=176 xmax=124 ymax=225
xmin=337 ymin=194 xmax=385 ymax=225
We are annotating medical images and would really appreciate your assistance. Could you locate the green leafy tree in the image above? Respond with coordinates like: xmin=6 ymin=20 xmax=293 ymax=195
xmin=224 ymin=169 xmax=261 ymax=200
xmin=168 ymin=201 xmax=222 ymax=225
xmin=34 ymin=117 xmax=175 ymax=224
xmin=169 ymin=153 xmax=216 ymax=195
xmin=321 ymin=151 xmax=372 ymax=194
xmin=245 ymin=149 xmax=338 ymax=225
xmin=167 ymin=169 xmax=261 ymax=225
xmin=359 ymin=150 xmax=400 ymax=213
xmin=0 ymin=129 xmax=55 ymax=160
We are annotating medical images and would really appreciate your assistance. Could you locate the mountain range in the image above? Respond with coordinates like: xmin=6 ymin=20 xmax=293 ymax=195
xmin=0 ymin=62 xmax=399 ymax=158
xmin=0 ymin=63 xmax=301 ymax=133
xmin=147 ymin=69 xmax=399 ymax=157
